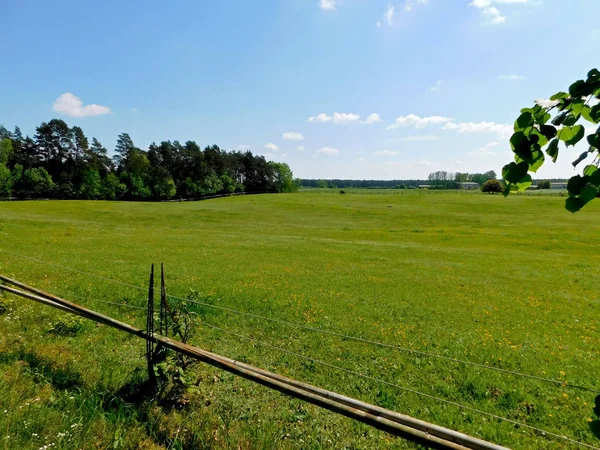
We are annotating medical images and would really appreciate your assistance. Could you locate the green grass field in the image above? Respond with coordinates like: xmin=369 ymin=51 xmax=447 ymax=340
xmin=0 ymin=191 xmax=599 ymax=449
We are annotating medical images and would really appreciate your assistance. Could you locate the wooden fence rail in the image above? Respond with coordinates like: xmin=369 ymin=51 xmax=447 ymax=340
xmin=0 ymin=274 xmax=509 ymax=450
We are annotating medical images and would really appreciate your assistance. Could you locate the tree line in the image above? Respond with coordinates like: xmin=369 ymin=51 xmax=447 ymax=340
xmin=427 ymin=170 xmax=497 ymax=189
xmin=0 ymin=119 xmax=297 ymax=200
xmin=301 ymin=179 xmax=431 ymax=189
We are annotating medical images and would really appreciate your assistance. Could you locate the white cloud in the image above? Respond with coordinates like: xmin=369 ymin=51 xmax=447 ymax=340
xmin=429 ymin=80 xmax=442 ymax=91
xmin=52 ymin=93 xmax=111 ymax=118
xmin=361 ymin=113 xmax=382 ymax=125
xmin=387 ymin=114 xmax=452 ymax=129
xmin=282 ymin=132 xmax=304 ymax=141
xmin=388 ymin=135 xmax=441 ymax=142
xmin=413 ymin=159 xmax=434 ymax=167
xmin=264 ymin=143 xmax=279 ymax=152
xmin=375 ymin=150 xmax=396 ymax=156
xmin=307 ymin=112 xmax=361 ymax=124
xmin=469 ymin=141 xmax=500 ymax=157
xmin=318 ymin=147 xmax=339 ymax=155
xmin=535 ymin=98 xmax=560 ymax=108
xmin=376 ymin=20 xmax=382 ymax=27
xmin=499 ymin=74 xmax=525 ymax=80
xmin=385 ymin=5 xmax=395 ymax=26
xmin=320 ymin=0 xmax=337 ymax=11
xmin=404 ymin=0 xmax=428 ymax=12
xmin=470 ymin=0 xmax=529 ymax=24
xmin=296 ymin=146 xmax=306 ymax=151
xmin=443 ymin=121 xmax=512 ymax=137
xmin=237 ymin=144 xmax=252 ymax=151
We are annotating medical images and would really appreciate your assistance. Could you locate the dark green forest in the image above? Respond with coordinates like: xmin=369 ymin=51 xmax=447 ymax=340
xmin=0 ymin=120 xmax=296 ymax=200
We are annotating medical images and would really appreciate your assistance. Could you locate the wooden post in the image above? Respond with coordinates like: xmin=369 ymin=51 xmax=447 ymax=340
xmin=146 ymin=264 xmax=156 ymax=389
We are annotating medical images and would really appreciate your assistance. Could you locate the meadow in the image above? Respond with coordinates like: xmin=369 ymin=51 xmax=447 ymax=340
xmin=0 ymin=190 xmax=599 ymax=449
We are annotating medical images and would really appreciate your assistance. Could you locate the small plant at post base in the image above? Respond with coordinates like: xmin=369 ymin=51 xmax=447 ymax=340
xmin=503 ymin=68 xmax=600 ymax=212
xmin=152 ymin=293 xmax=200 ymax=409
xmin=47 ymin=316 xmax=85 ymax=336
xmin=481 ymin=179 xmax=503 ymax=194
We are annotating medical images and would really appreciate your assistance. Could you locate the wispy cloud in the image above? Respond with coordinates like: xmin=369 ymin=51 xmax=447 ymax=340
xmin=470 ymin=0 xmax=530 ymax=25
xmin=296 ymin=146 xmax=306 ymax=151
xmin=318 ymin=147 xmax=339 ymax=155
xmin=385 ymin=5 xmax=395 ymax=26
xmin=429 ymin=80 xmax=442 ymax=91
xmin=361 ymin=113 xmax=382 ymax=125
xmin=320 ymin=0 xmax=338 ymax=11
xmin=499 ymin=74 xmax=525 ymax=80
xmin=387 ymin=114 xmax=452 ymax=130
xmin=387 ymin=135 xmax=441 ymax=142
xmin=443 ymin=121 xmax=512 ymax=137
xmin=375 ymin=150 xmax=397 ymax=156
xmin=404 ymin=0 xmax=428 ymax=12
xmin=282 ymin=132 xmax=304 ymax=141
xmin=52 ymin=93 xmax=111 ymax=117
xmin=308 ymin=112 xmax=361 ymax=124
xmin=469 ymin=141 xmax=500 ymax=157
xmin=264 ymin=143 xmax=279 ymax=152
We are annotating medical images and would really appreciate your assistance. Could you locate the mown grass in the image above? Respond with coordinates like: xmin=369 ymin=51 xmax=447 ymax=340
xmin=0 ymin=190 xmax=599 ymax=449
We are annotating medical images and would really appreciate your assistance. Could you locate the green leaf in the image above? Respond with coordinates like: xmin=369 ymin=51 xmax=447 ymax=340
xmin=565 ymin=197 xmax=584 ymax=213
xmin=515 ymin=174 xmax=532 ymax=191
xmin=552 ymin=112 xmax=568 ymax=126
xmin=588 ymin=133 xmax=600 ymax=150
xmin=515 ymin=112 xmax=534 ymax=131
xmin=510 ymin=131 xmax=530 ymax=153
xmin=581 ymin=105 xmax=594 ymax=123
xmin=546 ymin=138 xmax=559 ymax=163
xmin=550 ymin=92 xmax=569 ymax=101
xmin=529 ymin=149 xmax=545 ymax=173
xmin=572 ymin=151 xmax=589 ymax=168
xmin=563 ymin=113 xmax=579 ymax=126
xmin=559 ymin=125 xmax=585 ymax=146
xmin=571 ymin=99 xmax=585 ymax=116
xmin=590 ymin=169 xmax=600 ymax=188
xmin=583 ymin=164 xmax=598 ymax=177
xmin=590 ymin=105 xmax=600 ymax=123
xmin=581 ymin=184 xmax=599 ymax=204
xmin=539 ymin=124 xmax=557 ymax=140
xmin=569 ymin=79 xmax=587 ymax=97
xmin=502 ymin=161 xmax=529 ymax=184
xmin=567 ymin=175 xmax=587 ymax=196
xmin=529 ymin=128 xmax=548 ymax=147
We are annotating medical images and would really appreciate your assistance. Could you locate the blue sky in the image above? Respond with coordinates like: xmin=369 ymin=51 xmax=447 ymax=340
xmin=1 ymin=0 xmax=598 ymax=179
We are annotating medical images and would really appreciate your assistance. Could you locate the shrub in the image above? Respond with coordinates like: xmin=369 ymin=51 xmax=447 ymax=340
xmin=537 ymin=180 xmax=551 ymax=190
xmin=481 ymin=180 xmax=503 ymax=194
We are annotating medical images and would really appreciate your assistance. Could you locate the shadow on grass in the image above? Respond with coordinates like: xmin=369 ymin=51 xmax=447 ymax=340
xmin=0 ymin=348 xmax=83 ymax=390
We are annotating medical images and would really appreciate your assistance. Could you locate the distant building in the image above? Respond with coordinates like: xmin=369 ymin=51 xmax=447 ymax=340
xmin=418 ymin=185 xmax=431 ymax=189
xmin=551 ymin=182 xmax=567 ymax=189
xmin=459 ymin=182 xmax=480 ymax=190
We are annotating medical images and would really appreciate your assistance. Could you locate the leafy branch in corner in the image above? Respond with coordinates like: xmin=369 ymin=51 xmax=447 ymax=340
xmin=503 ymin=68 xmax=600 ymax=212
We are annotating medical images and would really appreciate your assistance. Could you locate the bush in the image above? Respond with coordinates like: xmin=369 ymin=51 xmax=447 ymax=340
xmin=481 ymin=180 xmax=503 ymax=194
xmin=537 ymin=180 xmax=551 ymax=190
